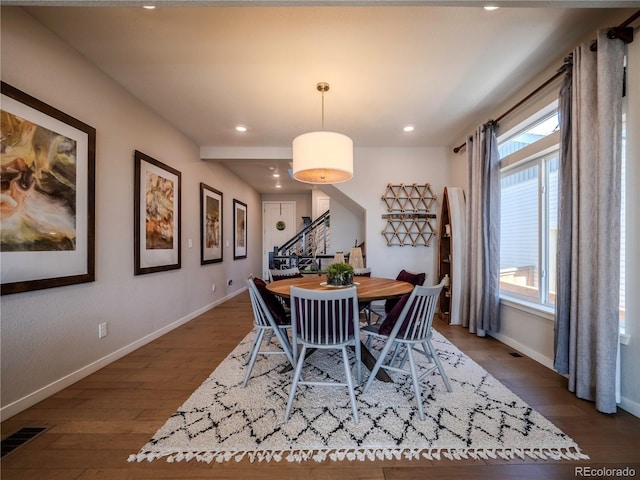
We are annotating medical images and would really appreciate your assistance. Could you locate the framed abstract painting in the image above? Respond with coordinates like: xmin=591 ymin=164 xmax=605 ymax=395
xmin=1 ymin=81 xmax=96 ymax=295
xmin=200 ymin=183 xmax=223 ymax=265
xmin=233 ymin=199 xmax=247 ymax=260
xmin=134 ymin=150 xmax=181 ymax=275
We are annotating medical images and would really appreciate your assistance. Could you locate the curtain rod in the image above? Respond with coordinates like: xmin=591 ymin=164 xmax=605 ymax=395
xmin=452 ymin=9 xmax=640 ymax=154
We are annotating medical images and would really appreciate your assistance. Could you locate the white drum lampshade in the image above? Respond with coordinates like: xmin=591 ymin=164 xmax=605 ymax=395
xmin=292 ymin=131 xmax=353 ymax=184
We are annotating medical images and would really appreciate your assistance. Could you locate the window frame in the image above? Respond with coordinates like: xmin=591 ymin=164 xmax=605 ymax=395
xmin=498 ymin=102 xmax=560 ymax=312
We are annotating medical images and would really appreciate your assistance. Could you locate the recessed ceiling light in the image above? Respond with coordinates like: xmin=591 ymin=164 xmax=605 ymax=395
xmin=484 ymin=5 xmax=499 ymax=11
xmin=235 ymin=125 xmax=247 ymax=132
xmin=403 ymin=125 xmax=415 ymax=133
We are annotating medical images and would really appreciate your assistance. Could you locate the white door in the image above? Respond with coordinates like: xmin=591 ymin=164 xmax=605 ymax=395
xmin=262 ymin=202 xmax=296 ymax=278
xmin=316 ymin=196 xmax=330 ymax=219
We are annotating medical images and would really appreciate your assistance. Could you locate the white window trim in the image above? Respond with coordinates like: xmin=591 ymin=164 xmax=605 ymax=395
xmin=500 ymin=295 xmax=555 ymax=321
xmin=499 ymin=101 xmax=560 ymax=313
xmin=500 ymin=131 xmax=560 ymax=171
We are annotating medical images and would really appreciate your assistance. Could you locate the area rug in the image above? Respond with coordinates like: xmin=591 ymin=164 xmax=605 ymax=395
xmin=128 ymin=329 xmax=588 ymax=464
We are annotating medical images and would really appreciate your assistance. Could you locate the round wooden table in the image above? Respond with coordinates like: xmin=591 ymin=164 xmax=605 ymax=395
xmin=267 ymin=275 xmax=414 ymax=383
xmin=266 ymin=274 xmax=413 ymax=302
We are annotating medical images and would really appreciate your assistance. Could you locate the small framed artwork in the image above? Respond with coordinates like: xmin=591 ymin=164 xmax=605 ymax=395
xmin=233 ymin=199 xmax=247 ymax=260
xmin=134 ymin=150 xmax=181 ymax=275
xmin=1 ymin=81 xmax=96 ymax=295
xmin=200 ymin=183 xmax=223 ymax=265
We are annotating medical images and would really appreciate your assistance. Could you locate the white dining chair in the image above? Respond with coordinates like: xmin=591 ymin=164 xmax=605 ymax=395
xmin=362 ymin=281 xmax=451 ymax=421
xmin=244 ymin=277 xmax=295 ymax=387
xmin=268 ymin=266 xmax=302 ymax=282
xmin=285 ymin=286 xmax=361 ymax=423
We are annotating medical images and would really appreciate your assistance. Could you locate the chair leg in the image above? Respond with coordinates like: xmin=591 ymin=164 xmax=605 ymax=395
xmin=364 ymin=338 xmax=396 ymax=393
xmin=354 ymin=340 xmax=362 ymax=386
xmin=284 ymin=345 xmax=307 ymax=421
xmin=425 ymin=340 xmax=452 ymax=392
xmin=406 ymin=347 xmax=425 ymax=421
xmin=242 ymin=328 xmax=266 ymax=388
xmin=390 ymin=343 xmax=406 ymax=367
xmin=341 ymin=347 xmax=359 ymax=423
xmin=275 ymin=326 xmax=295 ymax=368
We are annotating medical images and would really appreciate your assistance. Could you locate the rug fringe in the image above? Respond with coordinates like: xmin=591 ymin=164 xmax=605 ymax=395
xmin=127 ymin=446 xmax=589 ymax=464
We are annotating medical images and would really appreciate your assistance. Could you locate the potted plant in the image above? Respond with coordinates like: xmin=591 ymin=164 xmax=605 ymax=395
xmin=325 ymin=262 xmax=355 ymax=286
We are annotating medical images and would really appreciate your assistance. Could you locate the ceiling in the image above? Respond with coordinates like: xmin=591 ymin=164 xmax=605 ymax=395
xmin=14 ymin=2 xmax=638 ymax=193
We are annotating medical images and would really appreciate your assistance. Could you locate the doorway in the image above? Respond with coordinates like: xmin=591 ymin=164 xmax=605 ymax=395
xmin=262 ymin=201 xmax=296 ymax=279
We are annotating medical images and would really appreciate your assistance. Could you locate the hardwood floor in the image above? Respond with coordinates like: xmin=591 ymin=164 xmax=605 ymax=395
xmin=2 ymin=292 xmax=639 ymax=479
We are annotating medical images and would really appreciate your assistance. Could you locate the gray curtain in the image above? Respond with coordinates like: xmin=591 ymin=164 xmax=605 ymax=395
xmin=462 ymin=121 xmax=500 ymax=336
xmin=553 ymin=30 xmax=625 ymax=414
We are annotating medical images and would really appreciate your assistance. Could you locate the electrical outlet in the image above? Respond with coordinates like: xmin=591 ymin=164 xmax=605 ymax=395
xmin=98 ymin=322 xmax=108 ymax=339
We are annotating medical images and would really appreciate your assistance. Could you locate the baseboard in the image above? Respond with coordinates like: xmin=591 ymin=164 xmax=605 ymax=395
xmin=488 ymin=331 xmax=640 ymax=419
xmin=620 ymin=395 xmax=640 ymax=418
xmin=488 ymin=330 xmax=555 ymax=370
xmin=0 ymin=288 xmax=246 ymax=421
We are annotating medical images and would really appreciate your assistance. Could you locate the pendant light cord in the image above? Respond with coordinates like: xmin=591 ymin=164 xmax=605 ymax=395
xmin=321 ymin=88 xmax=325 ymax=130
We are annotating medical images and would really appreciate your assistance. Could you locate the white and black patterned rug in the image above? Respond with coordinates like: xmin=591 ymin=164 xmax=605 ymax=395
xmin=129 ymin=329 xmax=588 ymax=464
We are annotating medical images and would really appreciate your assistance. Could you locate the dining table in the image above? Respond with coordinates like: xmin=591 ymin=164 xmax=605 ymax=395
xmin=267 ymin=274 xmax=414 ymax=382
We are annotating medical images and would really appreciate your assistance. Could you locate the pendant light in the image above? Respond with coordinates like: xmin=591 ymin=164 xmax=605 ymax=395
xmin=292 ymin=82 xmax=353 ymax=184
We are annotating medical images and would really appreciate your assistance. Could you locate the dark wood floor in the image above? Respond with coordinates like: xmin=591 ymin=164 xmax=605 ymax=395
xmin=2 ymin=292 xmax=639 ymax=479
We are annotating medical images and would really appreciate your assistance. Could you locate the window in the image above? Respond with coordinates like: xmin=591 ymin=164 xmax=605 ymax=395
xmin=499 ymin=105 xmax=559 ymax=308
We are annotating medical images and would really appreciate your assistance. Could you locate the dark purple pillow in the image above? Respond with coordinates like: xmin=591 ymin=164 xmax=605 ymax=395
xmin=396 ymin=269 xmax=426 ymax=286
xmin=385 ymin=270 xmax=425 ymax=314
xmin=253 ymin=278 xmax=290 ymax=325
xmin=379 ymin=292 xmax=413 ymax=336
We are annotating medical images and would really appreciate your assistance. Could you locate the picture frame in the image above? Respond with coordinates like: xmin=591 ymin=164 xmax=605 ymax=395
xmin=200 ymin=183 xmax=223 ymax=265
xmin=134 ymin=150 xmax=181 ymax=275
xmin=1 ymin=81 xmax=96 ymax=295
xmin=233 ymin=199 xmax=247 ymax=260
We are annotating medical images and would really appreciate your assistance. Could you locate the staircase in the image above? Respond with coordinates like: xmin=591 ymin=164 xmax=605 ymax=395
xmin=269 ymin=211 xmax=332 ymax=271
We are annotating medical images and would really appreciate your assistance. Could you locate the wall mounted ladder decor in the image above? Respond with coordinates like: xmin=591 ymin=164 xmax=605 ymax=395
xmin=381 ymin=183 xmax=437 ymax=247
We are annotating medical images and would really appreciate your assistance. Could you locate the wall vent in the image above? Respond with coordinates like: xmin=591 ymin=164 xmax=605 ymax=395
xmin=508 ymin=352 xmax=523 ymax=357
xmin=1 ymin=426 xmax=49 ymax=458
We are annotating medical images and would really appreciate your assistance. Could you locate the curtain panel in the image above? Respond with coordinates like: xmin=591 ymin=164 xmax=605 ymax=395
xmin=554 ymin=30 xmax=625 ymax=414
xmin=462 ymin=122 xmax=500 ymax=337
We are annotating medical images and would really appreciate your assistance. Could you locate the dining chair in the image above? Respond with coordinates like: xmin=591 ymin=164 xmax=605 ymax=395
xmin=285 ymin=286 xmax=361 ymax=423
xmin=268 ymin=266 xmax=303 ymax=282
xmin=244 ymin=277 xmax=295 ymax=387
xmin=353 ymin=267 xmax=373 ymax=325
xmin=368 ymin=269 xmax=426 ymax=323
xmin=361 ymin=281 xmax=452 ymax=421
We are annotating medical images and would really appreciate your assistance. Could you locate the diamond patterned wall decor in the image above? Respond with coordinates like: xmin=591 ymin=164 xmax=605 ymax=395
xmin=381 ymin=183 xmax=437 ymax=247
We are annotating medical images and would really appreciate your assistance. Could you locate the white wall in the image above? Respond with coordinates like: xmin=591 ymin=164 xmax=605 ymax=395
xmin=338 ymin=147 xmax=450 ymax=282
xmin=0 ymin=7 xmax=262 ymax=419
xmin=327 ymin=199 xmax=365 ymax=256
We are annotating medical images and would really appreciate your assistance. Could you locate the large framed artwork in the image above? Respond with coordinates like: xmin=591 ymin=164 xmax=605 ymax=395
xmin=134 ymin=150 xmax=181 ymax=275
xmin=233 ymin=199 xmax=247 ymax=260
xmin=1 ymin=81 xmax=96 ymax=295
xmin=200 ymin=183 xmax=223 ymax=265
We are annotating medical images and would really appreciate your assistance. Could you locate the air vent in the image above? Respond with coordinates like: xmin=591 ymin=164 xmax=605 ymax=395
xmin=1 ymin=426 xmax=49 ymax=458
xmin=508 ymin=352 xmax=523 ymax=357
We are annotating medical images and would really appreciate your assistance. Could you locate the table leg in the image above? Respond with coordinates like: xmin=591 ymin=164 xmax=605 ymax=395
xmin=279 ymin=348 xmax=315 ymax=374
xmin=354 ymin=342 xmax=393 ymax=383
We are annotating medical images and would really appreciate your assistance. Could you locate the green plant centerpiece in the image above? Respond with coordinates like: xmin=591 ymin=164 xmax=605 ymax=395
xmin=325 ymin=262 xmax=355 ymax=286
